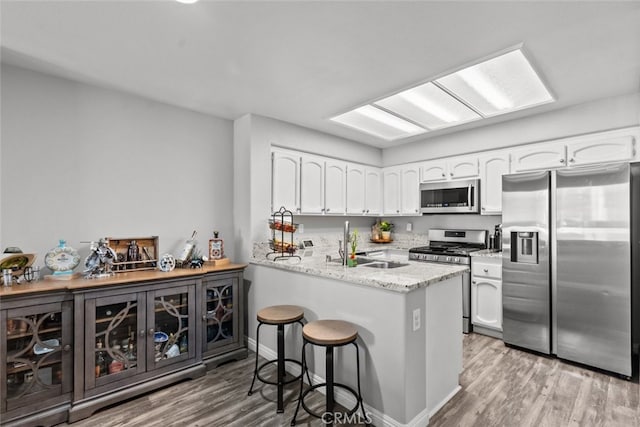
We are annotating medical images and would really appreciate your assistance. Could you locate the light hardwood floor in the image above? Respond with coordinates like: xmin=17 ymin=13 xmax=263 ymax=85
xmin=59 ymin=334 xmax=639 ymax=427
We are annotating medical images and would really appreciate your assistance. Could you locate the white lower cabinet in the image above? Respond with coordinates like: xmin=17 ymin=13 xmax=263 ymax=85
xmin=471 ymin=256 xmax=503 ymax=336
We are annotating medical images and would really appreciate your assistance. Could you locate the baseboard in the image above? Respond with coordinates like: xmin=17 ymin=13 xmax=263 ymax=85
xmin=429 ymin=385 xmax=462 ymax=419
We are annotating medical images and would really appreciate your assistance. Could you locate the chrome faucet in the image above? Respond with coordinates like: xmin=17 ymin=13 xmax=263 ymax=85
xmin=339 ymin=220 xmax=350 ymax=266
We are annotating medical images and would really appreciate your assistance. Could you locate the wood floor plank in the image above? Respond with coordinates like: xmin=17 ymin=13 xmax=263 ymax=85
xmin=57 ymin=334 xmax=639 ymax=427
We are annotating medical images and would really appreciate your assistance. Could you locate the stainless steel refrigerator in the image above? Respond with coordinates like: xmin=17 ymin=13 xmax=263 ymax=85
xmin=502 ymin=162 xmax=639 ymax=377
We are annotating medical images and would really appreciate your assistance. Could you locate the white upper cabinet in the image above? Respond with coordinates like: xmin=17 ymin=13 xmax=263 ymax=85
xmin=300 ymin=155 xmax=325 ymax=214
xmin=383 ymin=167 xmax=402 ymax=215
xmin=324 ymin=160 xmax=347 ymax=215
xmin=365 ymin=168 xmax=382 ymax=215
xmin=479 ymin=152 xmax=510 ymax=215
xmin=401 ymin=165 xmax=420 ymax=215
xmin=421 ymin=156 xmax=479 ymax=182
xmin=346 ymin=163 xmax=366 ymax=214
xmin=511 ymin=142 xmax=567 ymax=172
xmin=449 ymin=155 xmax=480 ymax=179
xmin=421 ymin=160 xmax=448 ymax=182
xmin=567 ymin=135 xmax=636 ymax=167
xmin=346 ymin=164 xmax=382 ymax=215
xmin=512 ymin=128 xmax=638 ymax=172
xmin=383 ymin=165 xmax=420 ymax=216
xmin=271 ymin=149 xmax=300 ymax=213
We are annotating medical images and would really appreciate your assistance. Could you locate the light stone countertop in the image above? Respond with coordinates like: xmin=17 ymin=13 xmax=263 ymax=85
xmin=470 ymin=249 xmax=503 ymax=259
xmin=250 ymin=245 xmax=468 ymax=293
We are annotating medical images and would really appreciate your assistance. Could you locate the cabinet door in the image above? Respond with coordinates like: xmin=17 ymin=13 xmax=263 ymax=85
xmin=365 ymin=168 xmax=382 ymax=215
xmin=449 ymin=155 xmax=479 ymax=179
xmin=272 ymin=150 xmax=300 ymax=213
xmin=567 ymin=135 xmax=636 ymax=167
xmin=2 ymin=301 xmax=73 ymax=413
xmin=85 ymin=292 xmax=146 ymax=391
xmin=346 ymin=164 xmax=366 ymax=214
xmin=420 ymin=160 xmax=447 ymax=182
xmin=511 ymin=143 xmax=566 ymax=172
xmin=480 ymin=153 xmax=510 ymax=215
xmin=383 ymin=168 xmax=401 ymax=215
xmin=147 ymin=284 xmax=196 ymax=371
xmin=300 ymin=155 xmax=325 ymax=214
xmin=401 ymin=166 xmax=420 ymax=215
xmin=471 ymin=277 xmax=502 ymax=331
xmin=203 ymin=275 xmax=240 ymax=354
xmin=324 ymin=160 xmax=347 ymax=215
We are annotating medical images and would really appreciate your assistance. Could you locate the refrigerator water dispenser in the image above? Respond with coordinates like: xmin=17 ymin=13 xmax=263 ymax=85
xmin=511 ymin=231 xmax=539 ymax=264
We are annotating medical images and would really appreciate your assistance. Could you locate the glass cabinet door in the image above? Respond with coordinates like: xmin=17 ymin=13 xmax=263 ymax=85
xmin=3 ymin=301 xmax=72 ymax=412
xmin=203 ymin=277 xmax=239 ymax=352
xmin=147 ymin=284 xmax=195 ymax=370
xmin=85 ymin=292 xmax=145 ymax=390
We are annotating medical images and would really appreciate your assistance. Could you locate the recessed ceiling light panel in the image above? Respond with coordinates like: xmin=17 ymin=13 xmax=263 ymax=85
xmin=435 ymin=49 xmax=554 ymax=117
xmin=330 ymin=105 xmax=426 ymax=141
xmin=375 ymin=82 xmax=482 ymax=130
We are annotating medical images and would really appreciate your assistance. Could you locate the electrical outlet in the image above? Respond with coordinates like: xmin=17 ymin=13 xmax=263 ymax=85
xmin=406 ymin=222 xmax=413 ymax=232
xmin=298 ymin=223 xmax=304 ymax=234
xmin=412 ymin=308 xmax=421 ymax=331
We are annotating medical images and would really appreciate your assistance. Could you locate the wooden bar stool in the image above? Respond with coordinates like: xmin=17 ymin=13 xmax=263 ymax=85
xmin=290 ymin=319 xmax=368 ymax=426
xmin=248 ymin=305 xmax=311 ymax=413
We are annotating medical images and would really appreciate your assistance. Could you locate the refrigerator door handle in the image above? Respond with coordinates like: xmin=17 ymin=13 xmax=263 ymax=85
xmin=468 ymin=184 xmax=472 ymax=211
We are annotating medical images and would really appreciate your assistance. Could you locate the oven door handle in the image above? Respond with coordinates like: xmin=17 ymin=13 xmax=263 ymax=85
xmin=468 ymin=184 xmax=472 ymax=210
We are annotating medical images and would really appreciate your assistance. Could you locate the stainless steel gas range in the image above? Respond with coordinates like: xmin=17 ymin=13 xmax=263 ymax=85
xmin=409 ymin=229 xmax=487 ymax=333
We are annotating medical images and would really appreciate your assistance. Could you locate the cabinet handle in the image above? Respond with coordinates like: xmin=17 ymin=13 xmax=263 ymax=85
xmin=482 ymin=207 xmax=486 ymax=211
xmin=296 ymin=207 xmax=301 ymax=213
xmin=441 ymin=173 xmax=445 ymax=177
xmin=202 ymin=314 xmax=207 ymax=321
xmin=415 ymin=209 xmax=418 ymax=212
xmin=362 ymin=209 xmax=366 ymax=213
xmin=396 ymin=210 xmax=400 ymax=213
xmin=483 ymin=268 xmax=489 ymax=273
xmin=326 ymin=208 xmax=330 ymax=212
xmin=472 ymin=281 xmax=477 ymax=285
xmin=63 ymin=344 xmax=71 ymax=352
xmin=560 ymin=158 xmax=566 ymax=163
xmin=147 ymin=328 xmax=155 ymax=337
xmin=450 ymin=172 xmax=454 ymax=177
xmin=139 ymin=330 xmax=145 ymax=338
xmin=366 ymin=209 xmax=369 ymax=213
xmin=569 ymin=158 xmax=575 ymax=163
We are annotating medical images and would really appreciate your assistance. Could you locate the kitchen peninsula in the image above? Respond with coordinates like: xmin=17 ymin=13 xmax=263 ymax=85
xmin=248 ymin=246 xmax=468 ymax=426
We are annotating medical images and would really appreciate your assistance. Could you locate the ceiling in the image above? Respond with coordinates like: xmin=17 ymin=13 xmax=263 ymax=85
xmin=2 ymin=1 xmax=639 ymax=149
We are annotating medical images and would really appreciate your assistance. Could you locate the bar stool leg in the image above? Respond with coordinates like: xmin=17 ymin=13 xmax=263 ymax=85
xmin=277 ymin=323 xmax=285 ymax=413
xmin=297 ymin=320 xmax=313 ymax=387
xmin=248 ymin=322 xmax=264 ymax=396
xmin=326 ymin=345 xmax=334 ymax=426
xmin=353 ymin=341 xmax=369 ymax=425
xmin=290 ymin=340 xmax=308 ymax=426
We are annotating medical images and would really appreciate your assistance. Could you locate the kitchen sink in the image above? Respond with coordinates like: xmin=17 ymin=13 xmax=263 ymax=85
xmin=328 ymin=256 xmax=376 ymax=265
xmin=362 ymin=260 xmax=409 ymax=269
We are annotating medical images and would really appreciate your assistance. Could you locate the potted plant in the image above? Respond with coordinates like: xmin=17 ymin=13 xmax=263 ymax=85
xmin=379 ymin=221 xmax=393 ymax=241
xmin=348 ymin=229 xmax=359 ymax=267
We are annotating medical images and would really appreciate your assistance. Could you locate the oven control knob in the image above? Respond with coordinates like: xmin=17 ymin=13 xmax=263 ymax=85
xmin=454 ymin=257 xmax=459 ymax=263
xmin=433 ymin=255 xmax=438 ymax=261
xmin=446 ymin=256 xmax=451 ymax=262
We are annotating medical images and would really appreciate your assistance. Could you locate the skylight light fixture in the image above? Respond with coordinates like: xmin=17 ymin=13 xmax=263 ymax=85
xmin=330 ymin=47 xmax=553 ymax=142
xmin=435 ymin=49 xmax=554 ymax=117
xmin=374 ymin=82 xmax=482 ymax=130
xmin=176 ymin=0 xmax=199 ymax=4
xmin=330 ymin=105 xmax=426 ymax=141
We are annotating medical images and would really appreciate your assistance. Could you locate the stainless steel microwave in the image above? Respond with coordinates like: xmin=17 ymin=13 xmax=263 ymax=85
xmin=420 ymin=179 xmax=480 ymax=214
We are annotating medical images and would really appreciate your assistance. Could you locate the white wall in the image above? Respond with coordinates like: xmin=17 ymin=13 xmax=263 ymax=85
xmin=384 ymin=92 xmax=640 ymax=166
xmin=0 ymin=64 xmax=234 ymax=268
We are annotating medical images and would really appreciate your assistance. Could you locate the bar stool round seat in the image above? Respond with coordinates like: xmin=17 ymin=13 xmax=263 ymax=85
xmin=257 ymin=305 xmax=304 ymax=325
xmin=248 ymin=305 xmax=310 ymax=414
xmin=291 ymin=319 xmax=368 ymax=426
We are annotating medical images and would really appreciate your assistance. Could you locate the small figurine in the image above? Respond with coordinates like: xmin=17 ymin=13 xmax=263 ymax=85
xmin=84 ymin=238 xmax=118 ymax=278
